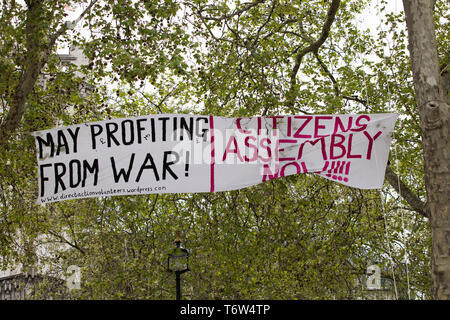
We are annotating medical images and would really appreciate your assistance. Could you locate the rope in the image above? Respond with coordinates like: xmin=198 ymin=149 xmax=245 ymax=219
xmin=383 ymin=0 xmax=412 ymax=299
xmin=379 ymin=190 xmax=399 ymax=299
xmin=394 ymin=144 xmax=412 ymax=299
xmin=360 ymin=1 xmax=411 ymax=299
xmin=356 ymin=17 xmax=369 ymax=110
xmin=384 ymin=63 xmax=400 ymax=299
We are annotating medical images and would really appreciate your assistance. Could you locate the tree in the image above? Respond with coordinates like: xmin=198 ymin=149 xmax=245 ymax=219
xmin=0 ymin=0 xmax=447 ymax=300
xmin=186 ymin=0 xmax=447 ymax=299
xmin=402 ymin=0 xmax=450 ymax=299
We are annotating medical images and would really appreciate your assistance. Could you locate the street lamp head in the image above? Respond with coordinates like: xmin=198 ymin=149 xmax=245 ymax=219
xmin=167 ymin=236 xmax=190 ymax=273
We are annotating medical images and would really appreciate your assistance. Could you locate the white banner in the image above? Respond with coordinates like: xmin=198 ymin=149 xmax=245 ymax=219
xmin=33 ymin=113 xmax=398 ymax=203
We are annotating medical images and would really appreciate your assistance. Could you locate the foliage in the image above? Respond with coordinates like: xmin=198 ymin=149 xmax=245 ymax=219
xmin=1 ymin=0 xmax=447 ymax=299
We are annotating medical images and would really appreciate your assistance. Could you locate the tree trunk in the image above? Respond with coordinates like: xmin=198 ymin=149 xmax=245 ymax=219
xmin=402 ymin=0 xmax=450 ymax=299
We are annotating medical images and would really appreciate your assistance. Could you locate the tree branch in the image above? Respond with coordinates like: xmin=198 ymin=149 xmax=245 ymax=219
xmin=285 ymin=0 xmax=341 ymax=109
xmin=197 ymin=0 xmax=266 ymax=21
xmin=47 ymin=0 xmax=97 ymax=50
xmin=384 ymin=164 xmax=429 ymax=219
xmin=251 ymin=0 xmax=276 ymax=47
xmin=47 ymin=230 xmax=86 ymax=255
xmin=314 ymin=49 xmax=370 ymax=108
xmin=0 ymin=0 xmax=97 ymax=149
xmin=0 ymin=1 xmax=42 ymax=148
xmin=313 ymin=50 xmax=340 ymax=95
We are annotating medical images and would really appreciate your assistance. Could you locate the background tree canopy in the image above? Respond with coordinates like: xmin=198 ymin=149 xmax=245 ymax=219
xmin=0 ymin=0 xmax=448 ymax=299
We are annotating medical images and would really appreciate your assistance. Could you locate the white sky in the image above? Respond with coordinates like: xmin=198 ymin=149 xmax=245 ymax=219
xmin=360 ymin=0 xmax=404 ymax=35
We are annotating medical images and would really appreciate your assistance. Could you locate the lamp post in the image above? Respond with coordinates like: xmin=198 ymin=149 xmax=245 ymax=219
xmin=167 ymin=234 xmax=190 ymax=300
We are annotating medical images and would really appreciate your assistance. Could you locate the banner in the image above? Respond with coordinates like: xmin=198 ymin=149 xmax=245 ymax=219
xmin=33 ymin=113 xmax=398 ymax=204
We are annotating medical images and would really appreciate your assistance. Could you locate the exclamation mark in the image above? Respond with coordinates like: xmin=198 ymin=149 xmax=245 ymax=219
xmin=326 ymin=162 xmax=336 ymax=177
xmin=321 ymin=161 xmax=329 ymax=172
xmin=185 ymin=151 xmax=190 ymax=177
xmin=344 ymin=162 xmax=350 ymax=182
xmin=334 ymin=161 xmax=346 ymax=182
xmin=332 ymin=161 xmax=341 ymax=180
xmin=313 ymin=161 xmax=329 ymax=174
xmin=301 ymin=162 xmax=308 ymax=173
xmin=338 ymin=161 xmax=346 ymax=174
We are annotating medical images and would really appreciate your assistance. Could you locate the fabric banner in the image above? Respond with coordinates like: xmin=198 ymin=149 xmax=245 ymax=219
xmin=33 ymin=113 xmax=398 ymax=204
